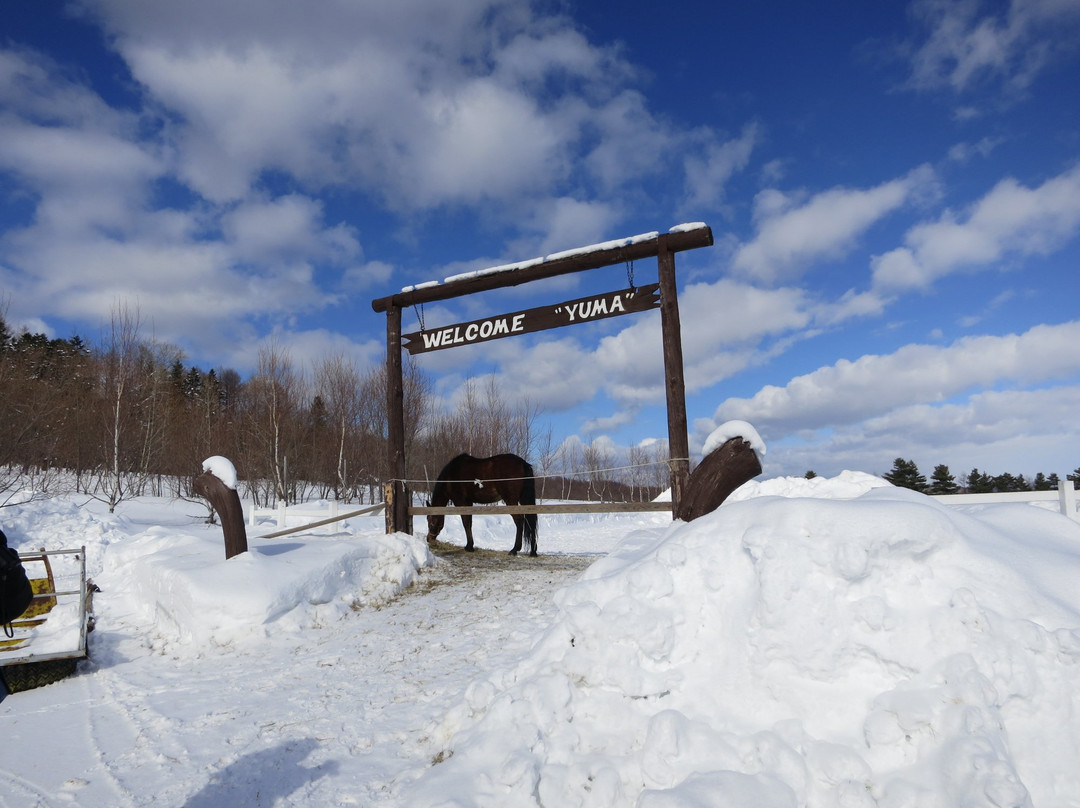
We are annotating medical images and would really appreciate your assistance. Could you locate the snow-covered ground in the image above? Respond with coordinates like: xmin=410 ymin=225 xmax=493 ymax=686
xmin=2 ymin=471 xmax=1079 ymax=807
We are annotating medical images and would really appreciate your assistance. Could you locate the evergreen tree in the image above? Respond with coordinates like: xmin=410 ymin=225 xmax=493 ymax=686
xmin=804 ymin=470 xmax=817 ymax=479
xmin=965 ymin=468 xmax=995 ymax=493
xmin=1032 ymin=472 xmax=1055 ymax=491
xmin=183 ymin=366 xmax=204 ymax=400
xmin=883 ymin=458 xmax=927 ymax=492
xmin=993 ymin=472 xmax=1031 ymax=492
xmin=1069 ymin=468 xmax=1080 ymax=489
xmin=927 ymin=464 xmax=959 ymax=495
xmin=169 ymin=359 xmax=185 ymax=395
xmin=0 ymin=315 xmax=13 ymax=350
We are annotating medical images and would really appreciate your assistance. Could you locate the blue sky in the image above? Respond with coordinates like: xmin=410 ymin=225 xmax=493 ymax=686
xmin=2 ymin=0 xmax=1079 ymax=480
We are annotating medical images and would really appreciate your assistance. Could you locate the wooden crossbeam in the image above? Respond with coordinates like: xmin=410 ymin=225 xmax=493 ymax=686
xmin=372 ymin=227 xmax=712 ymax=312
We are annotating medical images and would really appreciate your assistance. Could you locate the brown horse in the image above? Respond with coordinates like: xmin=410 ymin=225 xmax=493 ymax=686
xmin=425 ymin=453 xmax=539 ymax=556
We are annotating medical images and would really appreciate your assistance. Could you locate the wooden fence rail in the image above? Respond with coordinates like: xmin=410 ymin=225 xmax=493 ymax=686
xmin=411 ymin=501 xmax=673 ymax=517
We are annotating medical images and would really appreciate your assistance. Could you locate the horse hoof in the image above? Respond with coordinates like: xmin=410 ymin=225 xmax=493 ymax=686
xmin=465 ymin=546 xmax=475 ymax=552
xmin=509 ymin=550 xmax=518 ymax=556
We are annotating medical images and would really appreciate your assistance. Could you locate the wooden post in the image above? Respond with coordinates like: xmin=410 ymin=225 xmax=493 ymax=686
xmin=677 ymin=437 xmax=762 ymax=521
xmin=385 ymin=306 xmax=409 ymax=534
xmin=193 ymin=471 xmax=249 ymax=559
xmin=657 ymin=235 xmax=690 ymax=516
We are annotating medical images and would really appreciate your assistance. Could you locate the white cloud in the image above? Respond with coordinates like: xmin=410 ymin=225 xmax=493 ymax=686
xmin=79 ymin=0 xmax=708 ymax=212
xmin=872 ymin=162 xmax=1080 ymax=291
xmin=756 ymin=384 xmax=1080 ymax=480
xmin=682 ymin=122 xmax=759 ymax=210
xmin=222 ymin=195 xmax=360 ymax=267
xmin=1 ymin=0 xmax=765 ymax=376
xmin=947 ymin=136 xmax=1004 ymax=162
xmin=0 ymin=48 xmax=133 ymax=131
xmin=811 ymin=289 xmax=892 ymax=327
xmin=514 ymin=198 xmax=624 ymax=259
xmin=710 ymin=318 xmax=1080 ymax=436
xmin=493 ymin=337 xmax=606 ymax=412
xmin=342 ymin=260 xmax=395 ymax=293
xmin=581 ymin=410 xmax=637 ymax=436
xmin=432 ymin=277 xmax=822 ymax=420
xmin=733 ymin=165 xmax=937 ymax=282
xmin=905 ymin=0 xmax=1080 ymax=94
xmin=494 ymin=27 xmax=622 ymax=88
xmin=0 ymin=51 xmax=162 ymax=237
xmin=249 ymin=327 xmax=384 ymax=378
xmin=581 ymin=90 xmax=676 ymax=189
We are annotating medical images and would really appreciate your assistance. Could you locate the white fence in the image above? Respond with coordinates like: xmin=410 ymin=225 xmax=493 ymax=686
xmin=247 ymin=501 xmax=343 ymax=528
xmin=932 ymin=480 xmax=1078 ymax=522
xmin=246 ymin=482 xmax=1079 ymax=529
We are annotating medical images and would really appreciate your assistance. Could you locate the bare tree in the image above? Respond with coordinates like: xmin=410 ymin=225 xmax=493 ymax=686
xmin=583 ymin=438 xmax=614 ymax=501
xmin=90 ymin=303 xmax=146 ymax=512
xmin=646 ymin=439 xmax=672 ymax=494
xmin=534 ymin=423 xmax=557 ymax=500
xmin=626 ymin=443 xmax=650 ymax=501
xmin=312 ymin=353 xmax=364 ymax=502
xmin=427 ymin=375 xmax=543 ymax=461
xmin=133 ymin=339 xmax=185 ymax=497
xmin=245 ymin=340 xmax=305 ymax=505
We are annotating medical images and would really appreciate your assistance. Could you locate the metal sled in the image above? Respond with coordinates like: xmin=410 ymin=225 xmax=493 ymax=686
xmin=0 ymin=548 xmax=92 ymax=693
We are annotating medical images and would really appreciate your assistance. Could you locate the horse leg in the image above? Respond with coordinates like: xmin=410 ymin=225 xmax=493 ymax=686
xmin=510 ymin=514 xmax=523 ymax=555
xmin=462 ymin=514 xmax=475 ymax=551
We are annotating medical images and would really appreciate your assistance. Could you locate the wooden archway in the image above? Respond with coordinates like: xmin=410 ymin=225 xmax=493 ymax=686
xmin=371 ymin=224 xmax=714 ymax=533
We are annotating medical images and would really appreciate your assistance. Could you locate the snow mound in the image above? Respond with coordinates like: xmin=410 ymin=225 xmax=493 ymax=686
xmin=405 ymin=480 xmax=1080 ymax=806
xmin=97 ymin=529 xmax=433 ymax=654
xmin=727 ymin=469 xmax=890 ymax=502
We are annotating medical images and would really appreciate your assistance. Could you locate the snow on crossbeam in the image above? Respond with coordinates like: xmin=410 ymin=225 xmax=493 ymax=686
xmin=372 ymin=223 xmax=712 ymax=311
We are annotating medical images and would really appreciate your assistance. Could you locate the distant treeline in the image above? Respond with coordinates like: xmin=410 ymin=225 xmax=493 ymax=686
xmin=874 ymin=458 xmax=1080 ymax=494
xmin=536 ymin=475 xmax=663 ymax=503
xmin=1 ymin=308 xmax=671 ymax=512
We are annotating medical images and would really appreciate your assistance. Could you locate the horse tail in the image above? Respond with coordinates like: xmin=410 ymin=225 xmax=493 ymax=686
xmin=521 ymin=462 xmax=538 ymax=554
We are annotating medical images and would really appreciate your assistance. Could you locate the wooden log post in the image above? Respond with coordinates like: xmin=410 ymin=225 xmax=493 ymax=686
xmin=385 ymin=305 xmax=411 ymax=535
xmin=193 ymin=471 xmax=249 ymax=559
xmin=657 ymin=235 xmax=691 ymax=516
xmin=676 ymin=437 xmax=763 ymax=522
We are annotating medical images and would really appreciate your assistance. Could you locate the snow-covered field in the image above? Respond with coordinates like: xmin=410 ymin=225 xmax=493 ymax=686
xmin=2 ymin=471 xmax=1080 ymax=807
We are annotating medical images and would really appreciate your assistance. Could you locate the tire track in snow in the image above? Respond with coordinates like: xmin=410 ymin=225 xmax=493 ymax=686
xmin=1 ymin=544 xmax=595 ymax=806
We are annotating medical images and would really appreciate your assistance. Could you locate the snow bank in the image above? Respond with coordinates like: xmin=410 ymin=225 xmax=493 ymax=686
xmin=726 ymin=469 xmax=890 ymax=502
xmin=97 ymin=530 xmax=433 ymax=654
xmin=406 ymin=476 xmax=1080 ymax=807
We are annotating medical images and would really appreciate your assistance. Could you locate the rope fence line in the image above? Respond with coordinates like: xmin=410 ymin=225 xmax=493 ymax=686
xmin=387 ymin=457 xmax=692 ymax=487
xmin=247 ymin=459 xmax=689 ymax=532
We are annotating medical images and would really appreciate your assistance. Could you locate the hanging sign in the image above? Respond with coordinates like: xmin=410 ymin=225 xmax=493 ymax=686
xmin=402 ymin=284 xmax=660 ymax=355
